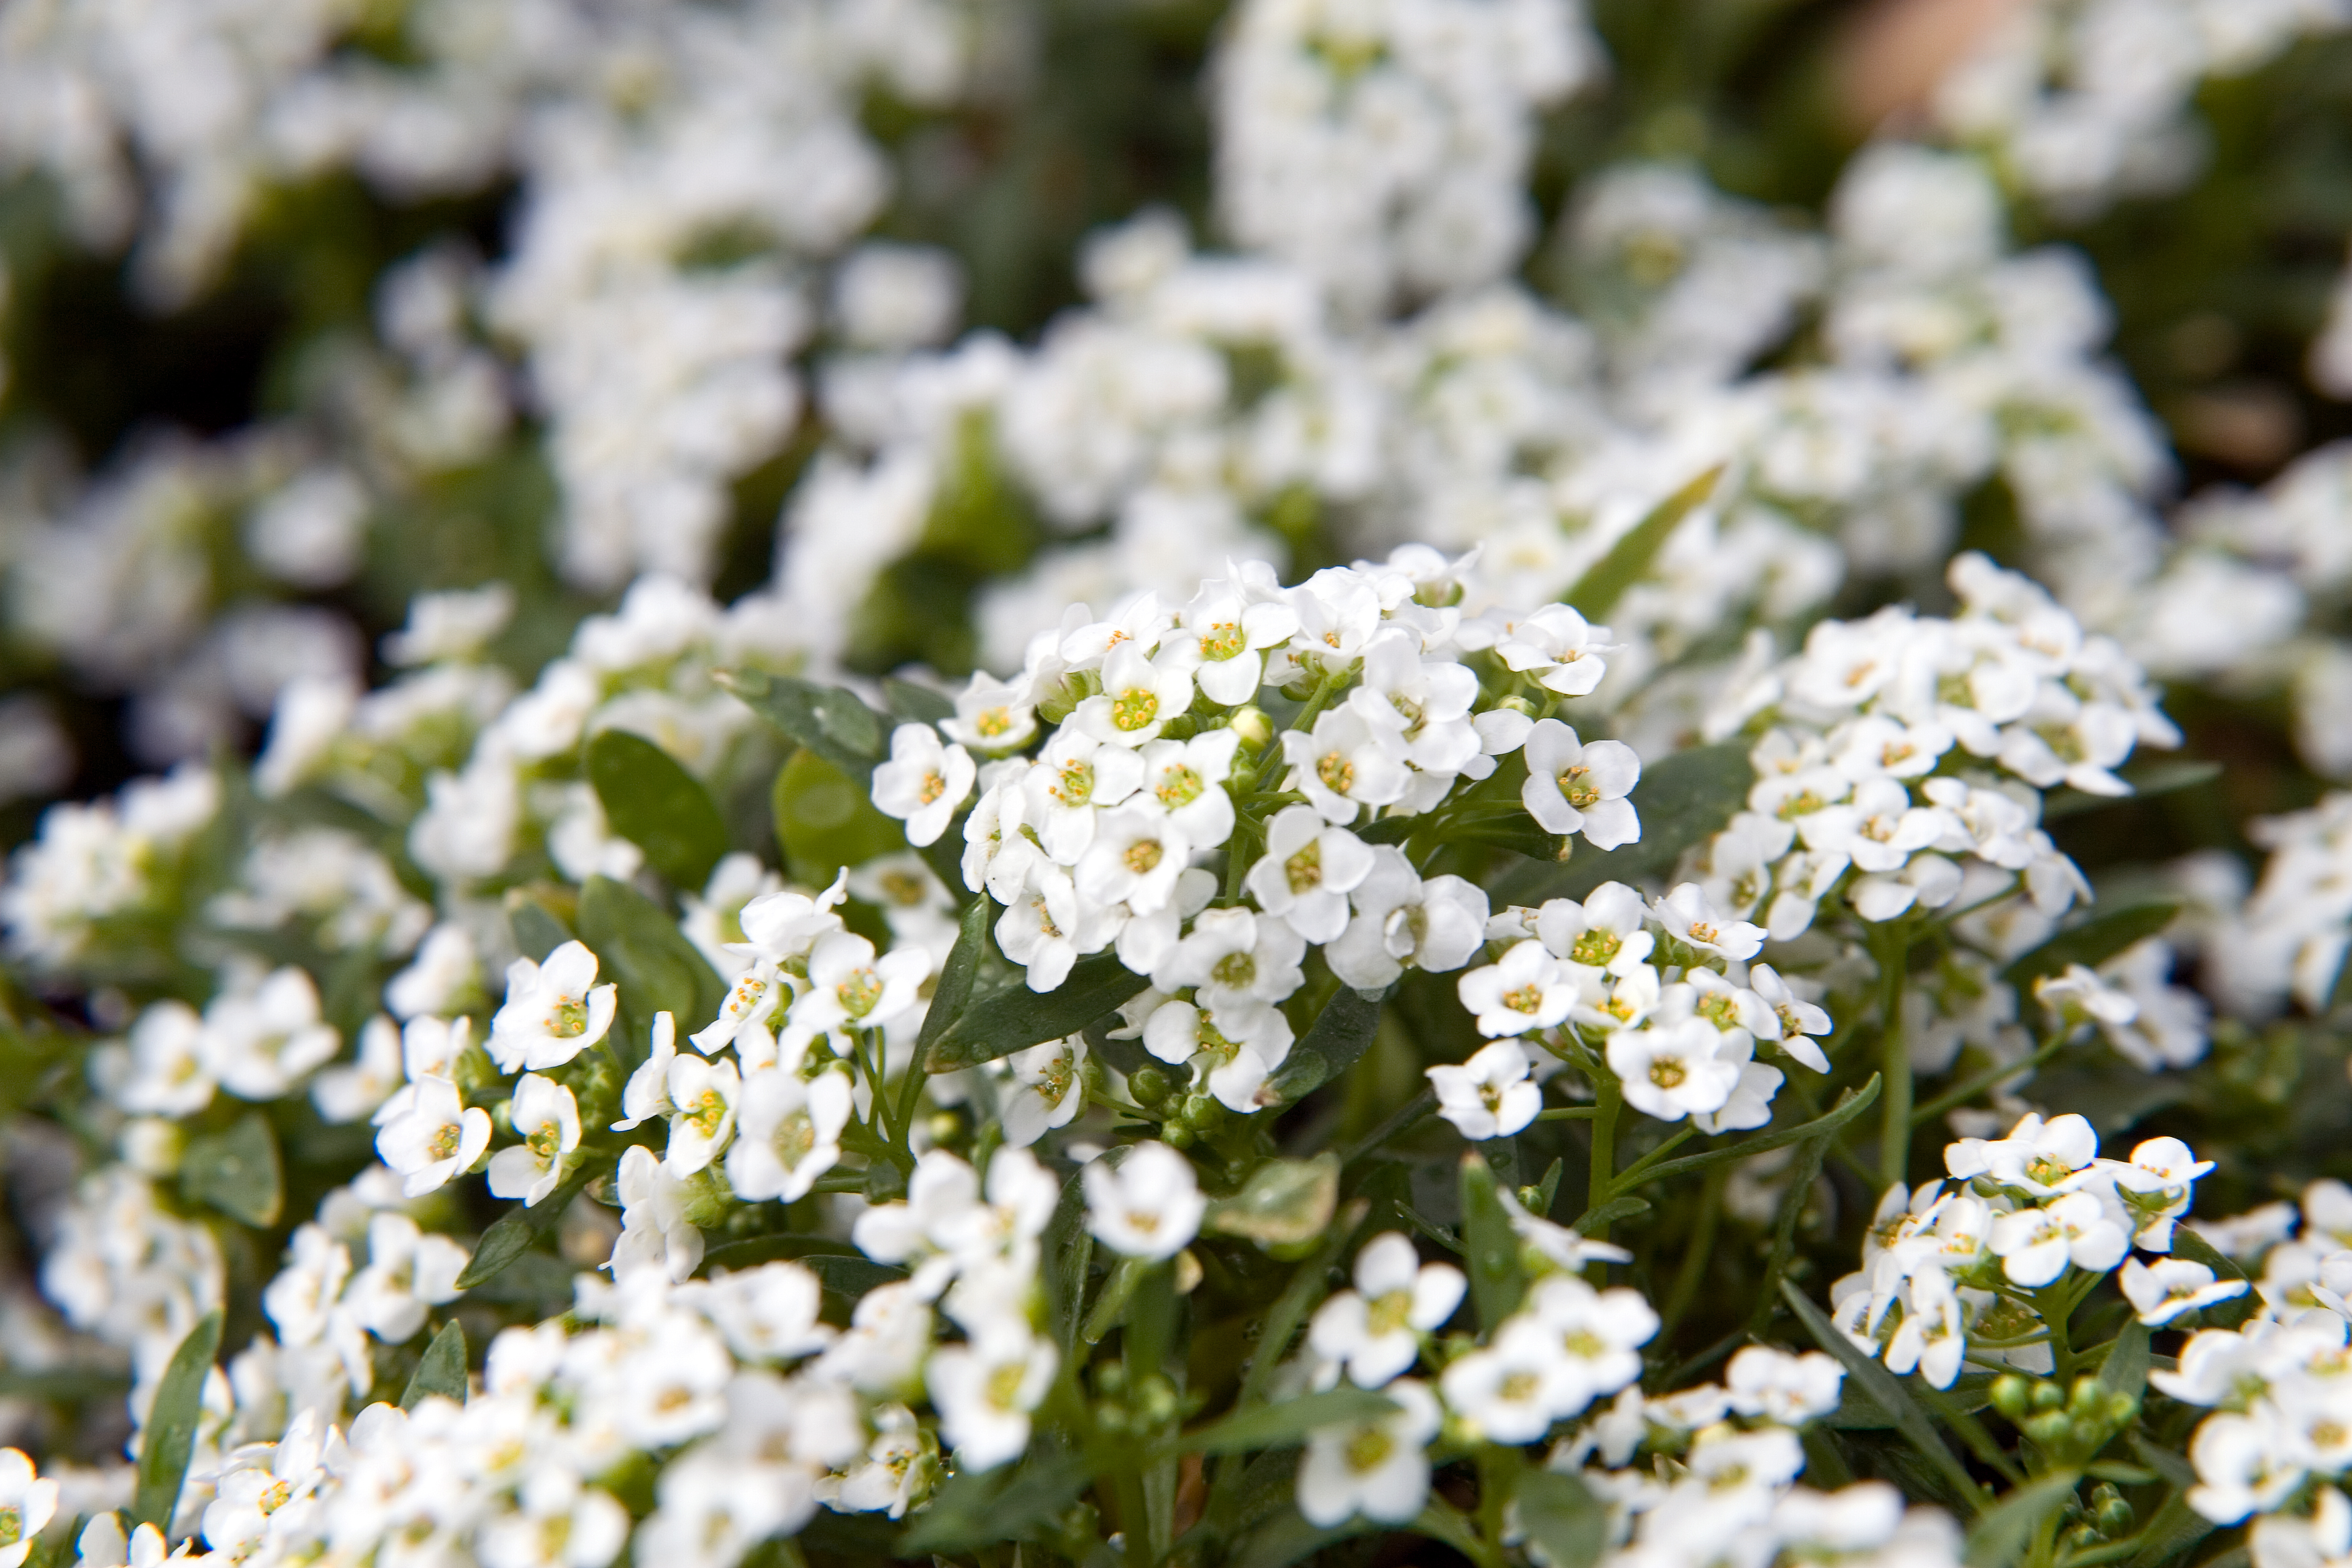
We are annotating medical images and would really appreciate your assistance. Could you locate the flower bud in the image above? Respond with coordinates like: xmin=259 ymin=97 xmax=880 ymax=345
xmin=1161 ymin=1122 xmax=1196 ymax=1150
xmin=2024 ymin=1410 xmax=2073 ymax=1449
xmin=1989 ymin=1374 xmax=2032 ymax=1421
xmin=2031 ymin=1381 xmax=2066 ymax=1412
xmin=1230 ymin=705 xmax=1273 ymax=750
xmin=1496 ymin=694 xmax=1537 ymax=717
xmin=1129 ymin=1066 xmax=1171 ymax=1106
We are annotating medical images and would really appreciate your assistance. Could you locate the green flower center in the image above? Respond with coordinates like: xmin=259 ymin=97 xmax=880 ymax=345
xmin=1112 ymin=689 xmax=1159 ymax=731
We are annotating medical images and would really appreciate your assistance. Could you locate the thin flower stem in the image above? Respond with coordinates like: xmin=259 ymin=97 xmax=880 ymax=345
xmin=1537 ymin=1105 xmax=1601 ymax=1121
xmin=1659 ymin=1165 xmax=1727 ymax=1340
xmin=1602 ymin=1125 xmax=1699 ymax=1199
xmin=1872 ymin=922 xmax=1915 ymax=1187
xmin=1587 ymin=1074 xmax=1622 ymax=1243
xmin=1911 ymin=1034 xmax=2069 ymax=1128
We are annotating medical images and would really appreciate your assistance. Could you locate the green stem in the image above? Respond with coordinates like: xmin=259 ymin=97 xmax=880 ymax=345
xmin=1873 ymin=923 xmax=1915 ymax=1187
xmin=1912 ymin=1034 xmax=2068 ymax=1128
xmin=2038 ymin=1284 xmax=2079 ymax=1385
xmin=1659 ymin=1165 xmax=1727 ymax=1340
xmin=1537 ymin=1106 xmax=1601 ymax=1121
xmin=1922 ymin=1387 xmax=2029 ymax=1486
xmin=1747 ymin=1124 xmax=1832 ymax=1336
xmin=1601 ymin=1125 xmax=1698 ymax=1200
xmin=1587 ymin=1074 xmax=1622 ymax=1243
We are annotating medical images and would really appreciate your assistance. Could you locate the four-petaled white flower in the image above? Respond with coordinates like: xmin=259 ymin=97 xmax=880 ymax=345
xmin=1001 ymin=1033 xmax=1088 ymax=1148
xmin=1142 ymin=995 xmax=1294 ymax=1112
xmin=1990 ymin=1190 xmax=2130 ymax=1286
xmin=662 ymin=1052 xmax=741 ymax=1175
xmin=727 ymin=1067 xmax=854 ymax=1202
xmin=1075 ymin=806 xmax=1190 ymax=914
xmin=1076 ymin=643 xmax=1195 ymax=747
xmin=487 ymin=1073 xmax=581 ymax=1206
xmin=1295 ymin=1378 xmax=1442 ymax=1527
xmin=1083 ymin=1140 xmax=1204 ymax=1260
xmin=927 ymin=1324 xmax=1059 ymax=1472
xmin=1608 ymin=1017 xmax=1746 ymax=1123
xmin=1246 ymin=806 xmax=1375 ymax=942
xmin=2120 ymin=1257 xmax=2248 ymax=1326
xmin=1281 ymin=708 xmax=1411 ymax=824
xmin=872 ymin=724 xmax=978 ymax=847
xmin=1520 ymin=720 xmax=1640 ymax=848
xmin=1428 ymin=1040 xmax=1541 ymax=1140
xmin=1440 ymin=1316 xmax=1579 ymax=1442
xmin=1309 ymin=1232 xmax=1465 ymax=1388
xmin=1138 ymin=729 xmax=1242 ymax=848
xmin=1457 ymin=940 xmax=1580 ymax=1038
xmin=797 ymin=931 xmax=928 ymax=1034
xmin=377 ymin=1074 xmax=493 ymax=1197
xmin=1651 ymin=883 xmax=1767 ymax=961
xmin=940 ymin=672 xmax=1037 ymax=753
xmin=489 ymin=941 xmax=618 ymax=1072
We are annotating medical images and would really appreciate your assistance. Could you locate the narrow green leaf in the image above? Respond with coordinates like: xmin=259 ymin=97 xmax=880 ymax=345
xmin=132 ymin=1310 xmax=222 ymax=1529
xmin=575 ymin=875 xmax=725 ymax=1063
xmin=1498 ymin=741 xmax=1754 ymax=906
xmin=771 ymin=747 xmax=909 ymax=887
xmin=1565 ymin=464 xmax=1725 ymax=621
xmin=179 ymin=1112 xmax=282 ymax=1227
xmin=1177 ymin=1387 xmax=1397 ymax=1455
xmin=1781 ymin=1279 xmax=1984 ymax=1512
xmin=695 ymin=1234 xmax=861 ymax=1274
xmin=1044 ymin=1168 xmax=1093 ymax=1353
xmin=1461 ymin=1150 xmax=1526 ymax=1330
xmin=883 ymin=677 xmax=957 ymax=726
xmin=2125 ymin=1491 xmax=2214 ymax=1568
xmin=400 ymin=1321 xmax=468 ymax=1410
xmin=583 ymin=729 xmax=729 ymax=891
xmin=1263 ymin=985 xmax=1385 ymax=1105
xmin=2002 ymin=901 xmax=2184 ymax=989
xmin=1613 ymin=1075 xmax=1882 ymax=1192
xmin=2132 ymin=1435 xmax=2198 ymax=1493
xmin=1575 ymin=1194 xmax=1653 ymax=1232
xmin=803 ymin=1254 xmax=908 ymax=1320
xmin=718 ymin=668 xmax=888 ymax=780
xmin=924 ymin=953 xmax=1146 ymax=1071
xmin=1230 ymin=1509 xmax=1371 ymax=1568
xmin=456 ymin=1166 xmax=596 ymax=1289
xmin=897 ymin=1444 xmax=1093 ymax=1555
xmin=916 ymin=897 xmax=990 ymax=1060
xmin=2094 ymin=1320 xmax=2151 ymax=1407
xmin=1963 ymin=1472 xmax=2081 ymax=1568
xmin=1516 ymin=1469 xmax=1609 ymax=1568
xmin=2042 ymin=760 xmax=2222 ymax=820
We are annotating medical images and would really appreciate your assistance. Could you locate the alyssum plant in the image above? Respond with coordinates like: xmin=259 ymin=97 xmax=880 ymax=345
xmin=0 ymin=484 xmax=2316 ymax=1568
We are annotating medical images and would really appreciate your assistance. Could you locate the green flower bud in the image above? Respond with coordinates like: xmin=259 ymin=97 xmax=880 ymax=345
xmin=1990 ymin=1374 xmax=2032 ymax=1421
xmin=1129 ymin=1067 xmax=1171 ymax=1106
xmin=2024 ymin=1411 xmax=2073 ymax=1449
xmin=2032 ymin=1381 xmax=2067 ymax=1412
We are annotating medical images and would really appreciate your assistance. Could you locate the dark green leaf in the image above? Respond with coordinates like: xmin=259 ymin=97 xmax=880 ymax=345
xmin=505 ymin=893 xmax=575 ymax=963
xmin=2126 ymin=1492 xmax=2213 ymax=1568
xmin=1963 ymin=1472 xmax=2081 ymax=1568
xmin=133 ymin=1311 xmax=222 ymax=1529
xmin=1516 ymin=1469 xmax=1609 ymax=1568
xmin=180 ymin=1112 xmax=282 ymax=1227
xmin=1230 ymin=1509 xmax=1371 ymax=1568
xmin=2095 ymin=1320 xmax=2151 ymax=1407
xmin=1575 ymin=1195 xmax=1652 ymax=1232
xmin=1497 ymin=742 xmax=1754 ymax=906
xmin=916 ymin=897 xmax=990 ymax=1062
xmin=2002 ymin=901 xmax=2184 ymax=989
xmin=400 ymin=1321 xmax=468 ymax=1410
xmin=924 ymin=952 xmax=1147 ymax=1071
xmin=1207 ymin=1155 xmax=1340 ymax=1253
xmin=1781 ymin=1279 xmax=1983 ymax=1512
xmin=2133 ymin=1436 xmax=2198 ymax=1493
xmin=1461 ymin=1150 xmax=1526 ymax=1330
xmin=1177 ymin=1387 xmax=1397 ymax=1455
xmin=1044 ymin=1168 xmax=1093 ymax=1353
xmin=583 ymin=728 xmax=730 ymax=891
xmin=897 ymin=1444 xmax=1093 ymax=1555
xmin=804 ymin=1254 xmax=908 ymax=1319
xmin=1565 ymin=464 xmax=1724 ymax=621
xmin=771 ymin=747 xmax=909 ymax=887
xmin=883 ymin=677 xmax=957 ymax=726
xmin=575 ymin=875 xmax=725 ymax=1063
xmin=695 ymin=1234 xmax=861 ymax=1274
xmin=456 ymin=1166 xmax=596 ymax=1289
xmin=2042 ymin=761 xmax=2223 ymax=820
xmin=719 ymin=668 xmax=888 ymax=779
xmin=1263 ymin=985 xmax=1385 ymax=1104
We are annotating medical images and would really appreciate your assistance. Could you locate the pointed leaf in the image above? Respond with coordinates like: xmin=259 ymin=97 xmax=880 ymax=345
xmin=1516 ymin=1469 xmax=1609 ymax=1568
xmin=1461 ymin=1150 xmax=1526 ymax=1330
xmin=924 ymin=953 xmax=1146 ymax=1071
xmin=584 ymin=728 xmax=729 ymax=890
xmin=1177 ymin=1387 xmax=1397 ymax=1455
xmin=883 ymin=677 xmax=957 ymax=726
xmin=896 ymin=1444 xmax=1093 ymax=1555
xmin=2125 ymin=1491 xmax=2214 ymax=1568
xmin=1230 ymin=1510 xmax=1372 ymax=1568
xmin=720 ymin=668 xmax=888 ymax=780
xmin=916 ymin=897 xmax=990 ymax=1061
xmin=575 ymin=875 xmax=725 ymax=1065
xmin=1781 ymin=1279 xmax=1984 ymax=1512
xmin=1565 ymin=464 xmax=1724 ymax=621
xmin=180 ymin=1112 xmax=282 ymax=1228
xmin=1263 ymin=985 xmax=1384 ymax=1105
xmin=456 ymin=1165 xmax=596 ymax=1289
xmin=132 ymin=1310 xmax=222 ymax=1529
xmin=1206 ymin=1155 xmax=1339 ymax=1252
xmin=2095 ymin=1320 xmax=2151 ymax=1407
xmin=1612 ymin=1075 xmax=1881 ymax=1191
xmin=2043 ymin=760 xmax=2222 ymax=820
xmin=2002 ymin=901 xmax=2184 ymax=989
xmin=401 ymin=1321 xmax=468 ymax=1410
xmin=1964 ymin=1473 xmax=2081 ymax=1568
xmin=772 ymin=747 xmax=909 ymax=887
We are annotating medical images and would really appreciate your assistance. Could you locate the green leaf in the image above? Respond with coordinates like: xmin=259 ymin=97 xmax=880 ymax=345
xmin=897 ymin=1444 xmax=1093 ymax=1555
xmin=1230 ymin=1508 xmax=1373 ymax=1568
xmin=694 ymin=1234 xmax=862 ymax=1274
xmin=1575 ymin=1194 xmax=1653 ymax=1232
xmin=179 ymin=1112 xmax=283 ymax=1227
xmin=400 ymin=1321 xmax=468 ymax=1410
xmin=916 ymin=897 xmax=990 ymax=1062
xmin=505 ymin=892 xmax=575 ymax=963
xmin=1262 ymin=985 xmax=1385 ymax=1104
xmin=1177 ymin=1387 xmax=1397 ymax=1455
xmin=1498 ymin=741 xmax=1754 ymax=907
xmin=2095 ymin=1320 xmax=2151 ymax=1407
xmin=1516 ymin=1468 xmax=1610 ymax=1568
xmin=1608 ymin=1075 xmax=1881 ymax=1193
xmin=456 ymin=1165 xmax=596 ymax=1289
xmin=1963 ymin=1472 xmax=2081 ymax=1568
xmin=924 ymin=953 xmax=1146 ymax=1071
xmin=2042 ymin=760 xmax=2222 ymax=820
xmin=771 ymin=747 xmax=909 ymax=887
xmin=883 ymin=677 xmax=957 ymax=726
xmin=1781 ymin=1279 xmax=1985 ymax=1512
xmin=719 ymin=668 xmax=889 ymax=780
xmin=0 ymin=1369 xmax=130 ymax=1402
xmin=803 ymin=1254 xmax=908 ymax=1320
xmin=575 ymin=875 xmax=725 ymax=1063
xmin=583 ymin=728 xmax=730 ymax=891
xmin=2002 ymin=900 xmax=2184 ymax=990
xmin=2125 ymin=1491 xmax=2214 ymax=1568
xmin=1206 ymin=1155 xmax=1340 ymax=1253
xmin=1044 ymin=1167 xmax=1093 ymax=1353
xmin=132 ymin=1310 xmax=222 ymax=1529
xmin=1461 ymin=1149 xmax=1526 ymax=1330
xmin=1565 ymin=464 xmax=1725 ymax=621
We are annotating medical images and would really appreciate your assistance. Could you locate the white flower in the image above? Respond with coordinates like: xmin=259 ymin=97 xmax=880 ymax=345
xmin=1724 ymin=1346 xmax=1844 ymax=1422
xmin=1026 ymin=728 xmax=1148 ymax=862
xmin=1520 ymin=720 xmax=1640 ymax=849
xmin=1799 ymin=777 xmax=1950 ymax=874
xmin=1083 ymin=1140 xmax=1204 ymax=1260
xmin=1428 ymin=1040 xmax=1541 ymax=1140
xmin=726 ymin=1068 xmax=854 ymax=1202
xmin=487 ymin=941 xmax=618 ymax=1072
xmin=342 ymin=1212 xmax=467 ymax=1343
xmin=940 ymin=672 xmax=1037 ymax=752
xmin=1457 ymin=940 xmax=1581 ymax=1037
xmin=487 ymin=1074 xmax=581 ymax=1206
xmin=795 ymin=931 xmax=929 ymax=1032
xmin=926 ymin=1324 xmax=1059 ymax=1472
xmin=1535 ymin=883 xmax=1655 ymax=976
xmin=1281 ymin=708 xmax=1412 ymax=825
xmin=1142 ymin=995 xmax=1293 ymax=1111
xmin=1245 ymin=806 xmax=1375 ymax=942
xmin=1296 ymin=1378 xmax=1441 ymax=1527
xmin=1076 ymin=642 xmax=1195 ymax=747
xmin=1441 ymin=1316 xmax=1577 ymax=1441
xmin=0 ymin=1449 xmax=58 ymax=1568
xmin=1137 ymin=728 xmax=1242 ymax=847
xmin=611 ymin=1145 xmax=703 ymax=1284
xmin=313 ymin=1013 xmax=404 ymax=1124
xmin=1328 ymin=852 xmax=1489 ymax=989
xmin=375 ymin=1076 xmax=492 ymax=1197
xmin=872 ymin=724 xmax=977 ymax=847
xmin=1156 ymin=905 xmax=1306 ymax=1009
xmin=614 ymin=1012 xmax=680 ymax=1130
xmin=481 ymin=1472 xmax=631 ymax=1568
xmin=691 ymin=960 xmax=787 ymax=1057
xmin=1348 ymin=630 xmax=1482 ymax=775
xmin=2188 ymin=1410 xmax=2304 ymax=1524
xmin=1608 ymin=1018 xmax=1747 ymax=1122
xmin=663 ymin=1053 xmax=741 ymax=1176
xmin=1947 ymin=1111 xmax=2100 ymax=1197
xmin=1181 ymin=575 xmax=1298 ymax=705
xmin=1308 ymin=1233 xmax=1465 ymax=1389
xmin=115 ymin=999 xmax=213 ymax=1116
xmin=203 ymin=967 xmax=342 ymax=1099
xmin=1075 ymin=806 xmax=1190 ymax=914
xmin=1749 ymin=964 xmax=1833 ymax=1072
xmin=1526 ymin=1273 xmax=1656 ymax=1413
xmin=1001 ymin=1033 xmax=1087 ymax=1148
xmin=1694 ymin=1059 xmax=1782 ymax=1135
xmin=736 ymin=872 xmax=851 ymax=966
xmin=995 ymin=866 xmax=1118 ymax=991
xmin=1651 ymin=884 xmax=1767 ymax=961
xmin=1491 ymin=605 xmax=1616 ymax=697
xmin=2120 ymin=1258 xmax=2248 ymax=1326
xmin=1990 ymin=1191 xmax=2130 ymax=1287
xmin=1883 ymin=1266 xmax=1967 ymax=1389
